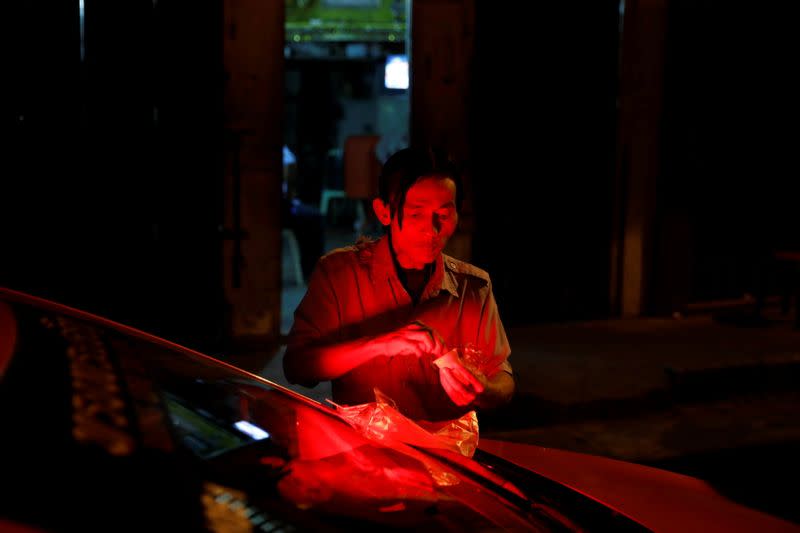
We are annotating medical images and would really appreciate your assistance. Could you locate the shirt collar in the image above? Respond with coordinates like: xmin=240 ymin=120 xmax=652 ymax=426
xmin=371 ymin=235 xmax=460 ymax=300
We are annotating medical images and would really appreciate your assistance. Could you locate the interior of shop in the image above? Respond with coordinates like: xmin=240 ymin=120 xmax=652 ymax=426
xmin=280 ymin=0 xmax=410 ymax=334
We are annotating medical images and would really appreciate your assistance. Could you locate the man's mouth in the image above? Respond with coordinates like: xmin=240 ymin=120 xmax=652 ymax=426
xmin=415 ymin=242 xmax=439 ymax=253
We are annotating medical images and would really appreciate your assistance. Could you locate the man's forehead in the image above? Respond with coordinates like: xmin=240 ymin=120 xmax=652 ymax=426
xmin=405 ymin=178 xmax=455 ymax=208
xmin=404 ymin=176 xmax=456 ymax=201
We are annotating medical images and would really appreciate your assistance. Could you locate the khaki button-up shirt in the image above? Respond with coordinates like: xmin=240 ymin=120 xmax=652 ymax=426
xmin=285 ymin=235 xmax=512 ymax=421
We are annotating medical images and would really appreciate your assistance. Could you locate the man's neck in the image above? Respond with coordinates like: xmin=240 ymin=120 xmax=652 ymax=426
xmin=397 ymin=262 xmax=432 ymax=305
xmin=388 ymin=239 xmax=434 ymax=304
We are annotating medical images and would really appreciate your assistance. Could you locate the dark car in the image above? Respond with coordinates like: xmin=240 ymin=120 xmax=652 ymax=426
xmin=1 ymin=287 xmax=796 ymax=532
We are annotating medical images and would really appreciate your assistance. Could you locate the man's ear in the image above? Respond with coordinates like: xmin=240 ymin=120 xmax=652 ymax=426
xmin=372 ymin=198 xmax=392 ymax=226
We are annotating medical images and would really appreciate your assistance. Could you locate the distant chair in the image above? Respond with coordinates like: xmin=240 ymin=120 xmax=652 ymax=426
xmin=319 ymin=147 xmax=346 ymax=223
xmin=281 ymin=228 xmax=304 ymax=286
xmin=319 ymin=190 xmax=347 ymax=219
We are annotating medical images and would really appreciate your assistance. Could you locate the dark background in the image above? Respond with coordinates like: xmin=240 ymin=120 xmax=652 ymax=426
xmin=2 ymin=0 xmax=798 ymax=343
xmin=3 ymin=0 xmax=226 ymax=348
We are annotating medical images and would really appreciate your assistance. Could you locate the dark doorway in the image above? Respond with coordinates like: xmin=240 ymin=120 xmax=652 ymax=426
xmin=280 ymin=1 xmax=410 ymax=335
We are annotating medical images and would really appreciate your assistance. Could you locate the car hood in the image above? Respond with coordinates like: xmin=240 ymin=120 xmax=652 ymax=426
xmin=479 ymin=438 xmax=798 ymax=532
xmin=2 ymin=287 xmax=797 ymax=532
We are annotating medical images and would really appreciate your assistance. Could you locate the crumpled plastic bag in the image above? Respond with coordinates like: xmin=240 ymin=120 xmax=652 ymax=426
xmin=278 ymin=444 xmax=443 ymax=510
xmin=460 ymin=342 xmax=499 ymax=375
xmin=276 ymin=398 xmax=447 ymax=511
xmin=434 ymin=342 xmax=504 ymax=378
xmin=330 ymin=389 xmax=479 ymax=459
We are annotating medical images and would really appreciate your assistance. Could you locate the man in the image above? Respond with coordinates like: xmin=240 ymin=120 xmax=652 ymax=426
xmin=283 ymin=147 xmax=514 ymax=421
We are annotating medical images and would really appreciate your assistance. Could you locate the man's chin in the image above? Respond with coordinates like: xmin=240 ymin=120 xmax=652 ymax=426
xmin=414 ymin=249 xmax=440 ymax=264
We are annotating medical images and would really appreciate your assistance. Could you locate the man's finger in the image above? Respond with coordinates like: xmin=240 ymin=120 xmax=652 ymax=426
xmin=450 ymin=364 xmax=484 ymax=393
xmin=430 ymin=337 xmax=448 ymax=357
xmin=409 ymin=332 xmax=436 ymax=356
xmin=441 ymin=371 xmax=468 ymax=406
xmin=441 ymin=368 xmax=474 ymax=406
xmin=447 ymin=364 xmax=474 ymax=388
xmin=409 ymin=321 xmax=446 ymax=353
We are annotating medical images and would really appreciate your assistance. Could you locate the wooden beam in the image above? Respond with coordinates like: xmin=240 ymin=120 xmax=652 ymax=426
xmin=611 ymin=0 xmax=669 ymax=317
xmin=223 ymin=0 xmax=284 ymax=344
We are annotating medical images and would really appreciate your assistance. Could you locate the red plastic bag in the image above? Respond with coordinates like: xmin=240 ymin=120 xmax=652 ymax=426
xmin=330 ymin=389 xmax=479 ymax=459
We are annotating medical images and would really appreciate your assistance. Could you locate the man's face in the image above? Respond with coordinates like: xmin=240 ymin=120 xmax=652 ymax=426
xmin=385 ymin=176 xmax=459 ymax=269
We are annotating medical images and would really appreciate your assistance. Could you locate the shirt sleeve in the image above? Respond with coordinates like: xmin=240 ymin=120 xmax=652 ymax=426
xmin=283 ymin=258 xmax=342 ymax=387
xmin=476 ymin=279 xmax=513 ymax=378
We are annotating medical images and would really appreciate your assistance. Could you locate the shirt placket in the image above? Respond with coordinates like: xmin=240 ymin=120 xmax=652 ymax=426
xmin=385 ymin=273 xmax=424 ymax=381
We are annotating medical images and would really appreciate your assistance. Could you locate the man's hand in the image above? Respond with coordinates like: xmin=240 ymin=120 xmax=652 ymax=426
xmin=438 ymin=363 xmax=487 ymax=407
xmin=284 ymin=321 xmax=449 ymax=384
xmin=435 ymin=350 xmax=515 ymax=409
xmin=376 ymin=321 xmax=448 ymax=359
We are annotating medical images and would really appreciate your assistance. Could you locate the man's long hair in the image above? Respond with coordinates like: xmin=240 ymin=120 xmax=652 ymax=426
xmin=377 ymin=146 xmax=463 ymax=228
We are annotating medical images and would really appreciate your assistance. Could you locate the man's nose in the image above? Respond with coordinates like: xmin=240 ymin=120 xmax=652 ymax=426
xmin=426 ymin=214 xmax=441 ymax=235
